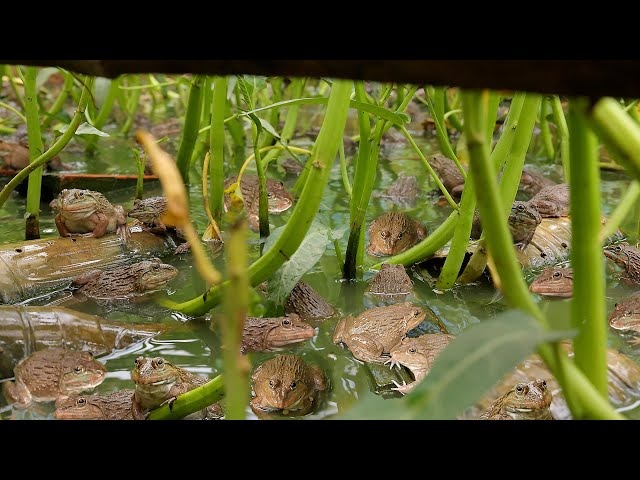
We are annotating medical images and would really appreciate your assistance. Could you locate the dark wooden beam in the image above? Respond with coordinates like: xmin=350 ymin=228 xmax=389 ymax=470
xmin=3 ymin=60 xmax=640 ymax=98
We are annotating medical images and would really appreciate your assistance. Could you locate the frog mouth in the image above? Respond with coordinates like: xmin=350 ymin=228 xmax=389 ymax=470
xmin=505 ymin=406 xmax=552 ymax=419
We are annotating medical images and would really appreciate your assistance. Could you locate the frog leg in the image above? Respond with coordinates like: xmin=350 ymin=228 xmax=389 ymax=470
xmin=347 ymin=333 xmax=387 ymax=363
xmin=414 ymin=222 xmax=428 ymax=241
xmin=54 ymin=214 xmax=72 ymax=237
xmin=145 ymin=223 xmax=168 ymax=236
xmin=131 ymin=397 xmax=150 ymax=420
xmin=391 ymin=379 xmax=416 ymax=395
xmin=250 ymin=395 xmax=278 ymax=418
xmin=114 ymin=206 xmax=130 ymax=244
xmin=514 ymin=230 xmax=535 ymax=251
xmin=86 ymin=212 xmax=110 ymax=238
xmin=306 ymin=364 xmax=328 ymax=391
xmin=173 ymin=242 xmax=192 ymax=255
xmin=2 ymin=380 xmax=33 ymax=409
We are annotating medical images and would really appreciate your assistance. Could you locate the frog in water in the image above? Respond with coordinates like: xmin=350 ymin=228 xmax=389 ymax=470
xmin=529 ymin=267 xmax=573 ymax=298
xmin=54 ymin=389 xmax=135 ymax=420
xmin=528 ymin=183 xmax=570 ymax=217
xmin=386 ymin=333 xmax=455 ymax=394
xmin=519 ymin=166 xmax=556 ymax=197
xmin=478 ymin=379 xmax=553 ymax=420
xmin=609 ymin=293 xmax=640 ymax=341
xmin=366 ymin=263 xmax=413 ymax=302
xmin=131 ymin=356 xmax=223 ymax=420
xmin=224 ymin=174 xmax=293 ymax=231
xmin=250 ymin=354 xmax=327 ymax=416
xmin=333 ymin=302 xmax=426 ymax=364
xmin=0 ymin=139 xmax=66 ymax=171
xmin=127 ymin=196 xmax=191 ymax=254
xmin=379 ymin=176 xmax=420 ymax=206
xmin=471 ymin=201 xmax=542 ymax=251
xmin=49 ymin=189 xmax=129 ymax=242
xmin=71 ymin=258 xmax=178 ymax=301
xmin=242 ymin=314 xmax=316 ymax=354
xmin=366 ymin=212 xmax=428 ymax=257
xmin=2 ymin=349 xmax=106 ymax=408
xmin=284 ymin=281 xmax=337 ymax=322
xmin=604 ymin=243 xmax=640 ymax=286
xmin=430 ymin=154 xmax=465 ymax=199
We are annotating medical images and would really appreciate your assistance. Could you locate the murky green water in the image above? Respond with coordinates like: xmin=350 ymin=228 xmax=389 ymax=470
xmin=2 ymin=104 xmax=640 ymax=420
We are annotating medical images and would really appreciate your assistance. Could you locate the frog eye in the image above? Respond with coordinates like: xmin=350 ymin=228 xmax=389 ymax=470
xmin=515 ymin=383 xmax=529 ymax=396
xmin=278 ymin=181 xmax=284 ymax=188
xmin=135 ymin=357 xmax=144 ymax=367
xmin=541 ymin=380 xmax=547 ymax=388
xmin=552 ymin=271 xmax=562 ymax=279
xmin=269 ymin=379 xmax=275 ymax=388
xmin=290 ymin=381 xmax=297 ymax=390
xmin=74 ymin=366 xmax=85 ymax=374
xmin=76 ymin=397 xmax=87 ymax=406
xmin=626 ymin=310 xmax=633 ymax=316
xmin=267 ymin=192 xmax=273 ymax=198
xmin=152 ymin=358 xmax=164 ymax=368
xmin=152 ymin=264 xmax=160 ymax=270
xmin=397 ymin=232 xmax=404 ymax=240
xmin=413 ymin=310 xmax=421 ymax=317
xmin=409 ymin=347 xmax=417 ymax=354
xmin=282 ymin=318 xmax=291 ymax=327
xmin=517 ymin=204 xmax=525 ymax=211
xmin=380 ymin=230 xmax=389 ymax=239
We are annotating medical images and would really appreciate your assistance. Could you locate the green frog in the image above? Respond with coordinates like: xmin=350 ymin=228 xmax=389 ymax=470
xmin=250 ymin=354 xmax=327 ymax=416
xmin=519 ymin=167 xmax=556 ymax=197
xmin=131 ymin=356 xmax=223 ymax=420
xmin=471 ymin=201 xmax=542 ymax=251
xmin=49 ymin=189 xmax=129 ymax=242
xmin=366 ymin=263 xmax=414 ymax=301
xmin=365 ymin=212 xmax=428 ymax=257
xmin=478 ymin=379 xmax=553 ymax=420
xmin=2 ymin=349 xmax=106 ymax=408
xmin=333 ymin=302 xmax=426 ymax=363
xmin=609 ymin=293 xmax=640 ymax=340
xmin=430 ymin=154 xmax=465 ymax=199
xmin=284 ymin=281 xmax=337 ymax=322
xmin=386 ymin=333 xmax=455 ymax=394
xmin=71 ymin=258 xmax=178 ymax=301
xmin=604 ymin=243 xmax=640 ymax=285
xmin=242 ymin=314 xmax=316 ymax=354
xmin=528 ymin=183 xmax=570 ymax=217
xmin=529 ymin=267 xmax=573 ymax=298
xmin=379 ymin=176 xmax=419 ymax=205
xmin=54 ymin=389 xmax=135 ymax=420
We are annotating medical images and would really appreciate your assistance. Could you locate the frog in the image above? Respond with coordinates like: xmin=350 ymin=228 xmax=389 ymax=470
xmin=332 ymin=302 xmax=426 ymax=364
xmin=608 ymin=293 xmax=640 ymax=340
xmin=366 ymin=263 xmax=414 ymax=302
xmin=478 ymin=379 xmax=553 ymax=420
xmin=604 ymin=243 xmax=640 ymax=286
xmin=54 ymin=389 xmax=135 ymax=420
xmin=2 ymin=348 xmax=106 ymax=409
xmin=131 ymin=356 xmax=223 ymax=420
xmin=284 ymin=281 xmax=337 ymax=322
xmin=0 ymin=139 xmax=66 ymax=171
xmin=529 ymin=267 xmax=574 ymax=298
xmin=385 ymin=333 xmax=455 ymax=394
xmin=430 ymin=153 xmax=465 ymax=199
xmin=528 ymin=183 xmax=570 ymax=217
xmin=71 ymin=258 xmax=178 ymax=301
xmin=365 ymin=212 xmax=428 ymax=257
xmin=250 ymin=354 xmax=327 ymax=416
xmin=241 ymin=313 xmax=316 ymax=354
xmin=379 ymin=176 xmax=420 ymax=206
xmin=519 ymin=166 xmax=556 ymax=197
xmin=49 ymin=189 xmax=129 ymax=242
xmin=470 ymin=201 xmax=542 ymax=251
xmin=126 ymin=196 xmax=191 ymax=253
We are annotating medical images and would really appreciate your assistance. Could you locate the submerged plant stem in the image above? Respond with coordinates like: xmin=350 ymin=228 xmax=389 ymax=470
xmin=24 ymin=67 xmax=45 ymax=240
xmin=176 ymin=75 xmax=205 ymax=183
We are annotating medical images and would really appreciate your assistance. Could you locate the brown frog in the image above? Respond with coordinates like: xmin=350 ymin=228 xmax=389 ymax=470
xmin=365 ymin=212 xmax=428 ymax=257
xmin=242 ymin=314 xmax=316 ymax=354
xmin=519 ymin=166 xmax=556 ymax=197
xmin=284 ymin=281 xmax=337 ymax=322
xmin=529 ymin=267 xmax=573 ymax=298
xmin=0 ymin=140 xmax=66 ymax=171
xmin=528 ymin=183 xmax=570 ymax=217
xmin=49 ymin=189 xmax=129 ymax=242
xmin=54 ymin=389 xmax=135 ymax=420
xmin=379 ymin=176 xmax=419 ymax=205
xmin=71 ymin=258 xmax=178 ymax=301
xmin=333 ymin=302 xmax=426 ymax=363
xmin=430 ymin=154 xmax=465 ymax=199
xmin=224 ymin=174 xmax=293 ymax=231
xmin=127 ymin=196 xmax=190 ymax=253
xmin=250 ymin=354 xmax=327 ymax=416
xmin=2 ymin=349 xmax=106 ymax=408
xmin=604 ymin=243 xmax=640 ymax=285
xmin=470 ymin=201 xmax=542 ymax=251
xmin=609 ymin=293 xmax=640 ymax=340
xmin=478 ymin=379 xmax=553 ymax=420
xmin=366 ymin=263 xmax=414 ymax=301
xmin=131 ymin=356 xmax=223 ymax=420
xmin=386 ymin=333 xmax=455 ymax=394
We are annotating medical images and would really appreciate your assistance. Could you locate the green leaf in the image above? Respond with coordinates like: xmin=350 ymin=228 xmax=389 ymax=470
xmin=93 ymin=77 xmax=112 ymax=109
xmin=343 ymin=309 xmax=575 ymax=419
xmin=541 ymin=299 xmax=574 ymax=332
xmin=258 ymin=118 xmax=280 ymax=139
xmin=35 ymin=67 xmax=60 ymax=90
xmin=57 ymin=122 xmax=109 ymax=137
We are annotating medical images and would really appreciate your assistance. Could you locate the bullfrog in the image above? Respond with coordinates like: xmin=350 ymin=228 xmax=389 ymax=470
xmin=54 ymin=389 xmax=135 ymax=420
xmin=519 ymin=166 xmax=556 ymax=197
xmin=529 ymin=267 xmax=573 ymax=298
xmin=284 ymin=281 xmax=337 ymax=322
xmin=365 ymin=212 xmax=428 ymax=257
xmin=386 ymin=333 xmax=455 ymax=394
xmin=127 ymin=196 xmax=190 ymax=253
xmin=604 ymin=243 xmax=640 ymax=285
xmin=333 ymin=302 xmax=426 ymax=363
xmin=71 ymin=258 xmax=178 ymax=301
xmin=0 ymin=140 xmax=66 ymax=171
xmin=379 ymin=176 xmax=419 ymax=205
xmin=478 ymin=379 xmax=553 ymax=420
xmin=430 ymin=154 xmax=465 ymax=198
xmin=609 ymin=293 xmax=640 ymax=340
xmin=242 ymin=314 xmax=316 ymax=354
xmin=131 ymin=356 xmax=223 ymax=420
xmin=2 ymin=349 xmax=106 ymax=408
xmin=528 ymin=183 xmax=570 ymax=217
xmin=250 ymin=354 xmax=327 ymax=416
xmin=470 ymin=201 xmax=542 ymax=251
xmin=366 ymin=263 xmax=413 ymax=302
xmin=223 ymin=174 xmax=294 ymax=231
xmin=49 ymin=189 xmax=129 ymax=242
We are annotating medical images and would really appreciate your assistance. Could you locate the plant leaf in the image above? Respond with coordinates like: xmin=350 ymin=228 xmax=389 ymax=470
xmin=258 ymin=118 xmax=280 ymax=139
xmin=57 ymin=122 xmax=109 ymax=137
xmin=35 ymin=68 xmax=61 ymax=91
xmin=93 ymin=77 xmax=112 ymax=109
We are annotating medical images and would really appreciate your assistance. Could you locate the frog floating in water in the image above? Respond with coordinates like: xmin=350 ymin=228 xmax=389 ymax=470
xmin=49 ymin=189 xmax=129 ymax=242
xmin=519 ymin=166 xmax=556 ymax=197
xmin=0 ymin=139 xmax=66 ymax=171
xmin=366 ymin=212 xmax=427 ymax=257
xmin=430 ymin=154 xmax=465 ymax=199
xmin=609 ymin=293 xmax=640 ymax=343
xmin=127 ymin=196 xmax=191 ymax=254
xmin=478 ymin=379 xmax=553 ymax=420
xmin=366 ymin=263 xmax=413 ymax=303
xmin=241 ymin=314 xmax=315 ymax=354
xmin=250 ymin=354 xmax=327 ymax=417
xmin=71 ymin=258 xmax=178 ymax=301
xmin=333 ymin=302 xmax=426 ymax=364
xmin=471 ymin=201 xmax=542 ymax=251
xmin=529 ymin=267 xmax=573 ymax=298
xmin=379 ymin=176 xmax=420 ymax=206
xmin=528 ymin=184 xmax=570 ymax=217
xmin=2 ymin=349 xmax=106 ymax=408
xmin=284 ymin=281 xmax=337 ymax=322
xmin=604 ymin=243 xmax=640 ymax=286
xmin=54 ymin=389 xmax=135 ymax=420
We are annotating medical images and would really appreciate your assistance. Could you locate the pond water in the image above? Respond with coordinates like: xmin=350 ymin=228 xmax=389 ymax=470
xmin=1 ymin=103 xmax=639 ymax=420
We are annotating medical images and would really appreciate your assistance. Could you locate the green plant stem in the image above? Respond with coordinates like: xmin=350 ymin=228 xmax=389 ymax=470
xmin=209 ymin=77 xmax=227 ymax=224
xmin=147 ymin=375 xmax=224 ymax=420
xmin=176 ymin=75 xmax=205 ymax=183
xmin=120 ymin=76 xmax=141 ymax=135
xmin=135 ymin=149 xmax=145 ymax=200
xmin=86 ymin=77 xmax=121 ymax=153
xmin=489 ymin=93 xmax=525 ymax=167
xmin=168 ymin=80 xmax=352 ymax=316
xmin=190 ymin=76 xmax=212 ymax=167
xmin=443 ymin=89 xmax=464 ymax=132
xmin=225 ymin=100 xmax=246 ymax=168
xmin=600 ymin=180 xmax=640 ymax=242
xmin=42 ymin=70 xmax=73 ymax=127
xmin=7 ymin=66 xmax=25 ymax=110
xmin=551 ymin=96 xmax=570 ymax=182
xmin=253 ymin=125 xmax=270 ymax=239
xmin=24 ymin=67 xmax=45 ymax=240
xmin=540 ymin=97 xmax=555 ymax=161
xmin=0 ymin=101 xmax=26 ymax=123
xmin=339 ymin=140 xmax=352 ymax=196
xmin=0 ymin=77 xmax=94 ymax=209
xmin=425 ymin=86 xmax=465 ymax=177
xmin=569 ymin=100 xmax=609 ymax=398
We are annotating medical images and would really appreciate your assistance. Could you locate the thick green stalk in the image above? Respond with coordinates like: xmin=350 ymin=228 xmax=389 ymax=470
xmin=225 ymin=100 xmax=246 ymax=168
xmin=148 ymin=375 xmax=224 ymax=420
xmin=259 ymin=77 xmax=282 ymax=150
xmin=569 ymin=100 xmax=608 ymax=398
xmin=551 ymin=96 xmax=570 ymax=182
xmin=135 ymin=148 xmax=145 ymax=200
xmin=339 ymin=140 xmax=352 ymax=196
xmin=190 ymin=77 xmax=212 ymax=167
xmin=0 ymin=77 xmax=95 ymax=209
xmin=119 ymin=76 xmax=141 ymax=135
xmin=253 ymin=125 xmax=270 ymax=239
xmin=489 ymin=93 xmax=525 ymax=167
xmin=540 ymin=97 xmax=555 ymax=160
xmin=600 ymin=180 xmax=640 ymax=242
xmin=24 ymin=67 xmax=45 ymax=240
xmin=176 ymin=75 xmax=205 ymax=183
xmin=209 ymin=76 xmax=227 ymax=224
xmin=43 ymin=70 xmax=73 ymax=127
xmin=425 ymin=86 xmax=465 ymax=177
xmin=169 ymin=80 xmax=352 ymax=316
